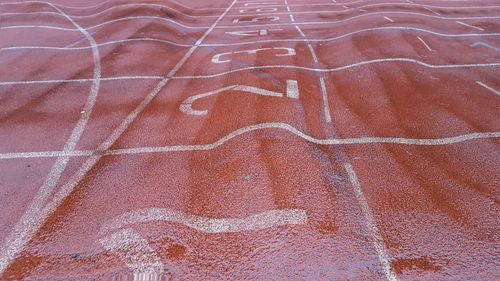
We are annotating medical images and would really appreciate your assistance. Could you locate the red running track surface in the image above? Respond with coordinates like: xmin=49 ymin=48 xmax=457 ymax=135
xmin=0 ymin=0 xmax=499 ymax=280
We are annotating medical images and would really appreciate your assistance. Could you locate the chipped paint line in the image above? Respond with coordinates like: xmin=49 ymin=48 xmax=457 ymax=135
xmin=100 ymin=208 xmax=308 ymax=234
xmin=345 ymin=164 xmax=398 ymax=281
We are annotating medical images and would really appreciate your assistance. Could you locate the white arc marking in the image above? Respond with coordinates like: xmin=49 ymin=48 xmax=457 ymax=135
xmin=345 ymin=164 xmax=398 ymax=281
xmin=100 ymin=208 xmax=308 ymax=235
xmin=180 ymin=80 xmax=299 ymax=115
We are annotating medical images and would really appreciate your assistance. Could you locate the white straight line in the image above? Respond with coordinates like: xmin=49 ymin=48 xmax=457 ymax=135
xmin=424 ymin=7 xmax=441 ymax=16
xmin=294 ymin=25 xmax=307 ymax=38
xmin=456 ymin=20 xmax=484 ymax=31
xmin=384 ymin=16 xmax=394 ymax=22
xmin=100 ymin=208 xmax=308 ymax=235
xmin=1 ymin=123 xmax=498 ymax=160
xmin=476 ymin=81 xmax=500 ymax=96
xmin=319 ymin=77 xmax=332 ymax=123
xmin=417 ymin=36 xmax=433 ymax=51
xmin=307 ymin=44 xmax=319 ymax=63
xmin=0 ymin=0 xmax=237 ymax=274
xmin=0 ymin=0 xmax=102 ymax=275
xmin=1 ymin=59 xmax=499 ymax=86
xmin=345 ymin=164 xmax=398 ymax=281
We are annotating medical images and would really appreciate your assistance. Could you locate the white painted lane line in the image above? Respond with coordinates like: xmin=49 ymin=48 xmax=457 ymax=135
xmin=384 ymin=16 xmax=394 ymax=22
xmin=100 ymin=208 xmax=308 ymax=234
xmin=0 ymin=0 xmax=237 ymax=274
xmin=202 ymin=27 xmax=500 ymax=46
xmin=424 ymin=7 xmax=441 ymax=16
xmin=1 ymin=59 xmax=499 ymax=86
xmin=345 ymin=164 xmax=398 ymax=281
xmin=1 ymin=124 xmax=499 ymax=160
xmin=307 ymin=44 xmax=319 ymax=63
xmin=3 ymin=27 xmax=499 ymax=52
xmin=319 ymin=77 xmax=332 ymax=123
xmin=476 ymin=81 xmax=500 ymax=96
xmin=456 ymin=20 xmax=485 ymax=31
xmin=1 ymin=0 xmax=496 ymax=11
xmin=3 ymin=12 xmax=499 ymax=33
xmin=0 ymin=0 xmax=102 ymax=275
xmin=99 ymin=228 xmax=163 ymax=281
xmin=470 ymin=42 xmax=500 ymax=52
xmin=0 ymin=16 xmax=208 ymax=32
xmin=417 ymin=36 xmax=434 ymax=51
xmin=171 ymin=60 xmax=500 ymax=79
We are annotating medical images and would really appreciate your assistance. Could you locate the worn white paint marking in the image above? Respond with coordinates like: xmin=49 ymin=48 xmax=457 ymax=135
xmin=384 ymin=16 xmax=394 ymax=22
xmin=319 ymin=77 xmax=332 ymax=123
xmin=0 ymin=0 xmax=237 ymax=275
xmin=456 ymin=20 xmax=484 ymax=31
xmin=225 ymin=28 xmax=282 ymax=36
xmin=99 ymin=228 xmax=163 ymax=281
xmin=476 ymin=81 xmax=500 ymax=96
xmin=417 ymin=36 xmax=433 ymax=51
xmin=240 ymin=7 xmax=278 ymax=13
xmin=232 ymin=16 xmax=280 ymax=23
xmin=2 ymin=124 xmax=498 ymax=160
xmin=307 ymin=44 xmax=319 ymax=63
xmin=100 ymin=208 xmax=308 ymax=234
xmin=211 ymin=47 xmax=295 ymax=63
xmin=424 ymin=7 xmax=441 ymax=16
xmin=180 ymin=80 xmax=297 ymax=115
xmin=286 ymin=80 xmax=299 ymax=99
xmin=345 ymin=164 xmax=398 ymax=281
xmin=0 ymin=0 xmax=102 ymax=275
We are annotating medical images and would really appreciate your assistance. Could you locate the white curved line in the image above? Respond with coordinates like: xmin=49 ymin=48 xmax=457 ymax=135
xmin=0 ymin=0 xmax=102 ymax=275
xmin=206 ymin=26 xmax=500 ymax=46
xmin=100 ymin=208 xmax=308 ymax=234
xmin=2 ymin=27 xmax=499 ymax=53
xmin=0 ymin=58 xmax=499 ymax=86
xmin=172 ymin=59 xmax=500 ymax=79
xmin=0 ymin=38 xmax=192 ymax=51
xmin=2 ymin=0 xmax=496 ymax=11
xmin=2 ymin=11 xmax=500 ymax=33
xmin=1 ymin=123 xmax=499 ymax=160
xmin=1 ymin=3 xmax=499 ymax=20
xmin=0 ymin=16 xmax=208 ymax=32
